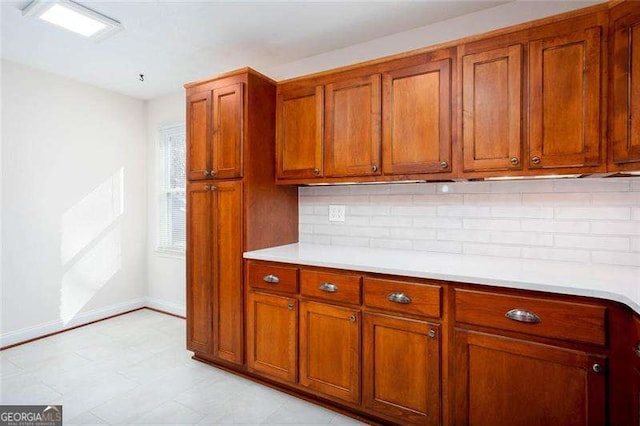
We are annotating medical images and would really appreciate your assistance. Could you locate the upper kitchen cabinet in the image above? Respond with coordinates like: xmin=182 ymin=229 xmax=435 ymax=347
xmin=382 ymin=50 xmax=453 ymax=176
xmin=276 ymin=85 xmax=324 ymax=179
xmin=461 ymin=44 xmax=523 ymax=173
xmin=186 ymin=81 xmax=243 ymax=180
xmin=529 ymin=25 xmax=603 ymax=171
xmin=187 ymin=91 xmax=211 ymax=180
xmin=610 ymin=1 xmax=640 ymax=171
xmin=325 ymin=74 xmax=382 ymax=177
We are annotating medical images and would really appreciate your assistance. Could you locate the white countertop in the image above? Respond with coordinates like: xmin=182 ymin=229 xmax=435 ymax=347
xmin=244 ymin=243 xmax=640 ymax=314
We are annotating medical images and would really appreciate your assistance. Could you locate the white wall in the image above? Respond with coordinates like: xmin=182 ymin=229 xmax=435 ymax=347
xmin=1 ymin=60 xmax=148 ymax=346
xmin=300 ymin=179 xmax=640 ymax=267
xmin=264 ymin=1 xmax=598 ymax=80
xmin=145 ymin=92 xmax=186 ymax=317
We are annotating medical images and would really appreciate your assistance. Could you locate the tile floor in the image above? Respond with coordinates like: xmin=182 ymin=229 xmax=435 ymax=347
xmin=0 ymin=309 xmax=365 ymax=425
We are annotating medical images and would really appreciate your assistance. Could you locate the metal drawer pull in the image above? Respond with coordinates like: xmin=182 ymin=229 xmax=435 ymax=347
xmin=262 ymin=274 xmax=280 ymax=284
xmin=387 ymin=292 xmax=412 ymax=304
xmin=505 ymin=309 xmax=541 ymax=324
xmin=634 ymin=341 xmax=640 ymax=358
xmin=319 ymin=282 xmax=338 ymax=293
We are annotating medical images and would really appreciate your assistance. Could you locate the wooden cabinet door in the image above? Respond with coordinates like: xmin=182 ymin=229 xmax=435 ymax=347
xmin=247 ymin=292 xmax=298 ymax=384
xmin=363 ymin=314 xmax=440 ymax=425
xmin=325 ymin=75 xmax=381 ymax=177
xmin=454 ymin=330 xmax=606 ymax=426
xmin=529 ymin=27 xmax=602 ymax=169
xmin=462 ymin=44 xmax=523 ymax=172
xmin=187 ymin=92 xmax=211 ymax=180
xmin=276 ymin=86 xmax=324 ymax=179
xmin=299 ymin=301 xmax=361 ymax=404
xmin=383 ymin=59 xmax=452 ymax=175
xmin=212 ymin=83 xmax=243 ymax=179
xmin=611 ymin=2 xmax=640 ymax=167
xmin=211 ymin=180 xmax=243 ymax=364
xmin=186 ymin=182 xmax=213 ymax=353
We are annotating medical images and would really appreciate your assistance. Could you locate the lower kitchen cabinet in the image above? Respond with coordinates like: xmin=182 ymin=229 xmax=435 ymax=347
xmin=363 ymin=313 xmax=441 ymax=425
xmin=453 ymin=330 xmax=606 ymax=426
xmin=246 ymin=291 xmax=298 ymax=384
xmin=299 ymin=300 xmax=361 ymax=404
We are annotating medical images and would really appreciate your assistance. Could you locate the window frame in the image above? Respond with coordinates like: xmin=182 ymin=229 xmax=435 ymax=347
xmin=157 ymin=122 xmax=187 ymax=256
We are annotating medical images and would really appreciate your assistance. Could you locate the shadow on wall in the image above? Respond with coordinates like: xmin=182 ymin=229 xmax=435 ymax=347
xmin=59 ymin=168 xmax=125 ymax=325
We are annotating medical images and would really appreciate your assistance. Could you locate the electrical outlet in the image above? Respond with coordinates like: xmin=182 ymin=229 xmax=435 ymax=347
xmin=329 ymin=205 xmax=346 ymax=222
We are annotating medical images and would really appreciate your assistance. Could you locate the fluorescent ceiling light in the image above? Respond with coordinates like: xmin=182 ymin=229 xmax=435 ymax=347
xmin=22 ymin=0 xmax=122 ymax=41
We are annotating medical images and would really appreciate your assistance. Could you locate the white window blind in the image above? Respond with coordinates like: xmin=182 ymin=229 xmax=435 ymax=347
xmin=158 ymin=124 xmax=186 ymax=253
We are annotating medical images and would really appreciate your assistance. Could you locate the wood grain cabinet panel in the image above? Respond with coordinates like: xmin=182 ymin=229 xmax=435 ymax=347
xmin=247 ymin=291 xmax=298 ymax=384
xmin=299 ymin=301 xmax=361 ymax=404
xmin=325 ymin=74 xmax=381 ymax=177
xmin=187 ymin=92 xmax=211 ymax=180
xmin=212 ymin=83 xmax=243 ymax=179
xmin=382 ymin=59 xmax=452 ymax=175
xmin=611 ymin=2 xmax=640 ymax=169
xmin=454 ymin=331 xmax=606 ymax=426
xmin=364 ymin=313 xmax=440 ymax=425
xmin=211 ymin=180 xmax=243 ymax=364
xmin=462 ymin=44 xmax=523 ymax=172
xmin=529 ymin=27 xmax=602 ymax=169
xmin=186 ymin=182 xmax=213 ymax=353
xmin=276 ymin=86 xmax=324 ymax=179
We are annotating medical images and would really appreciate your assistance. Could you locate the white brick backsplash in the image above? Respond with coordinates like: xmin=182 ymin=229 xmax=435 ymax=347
xmin=555 ymin=235 xmax=629 ymax=251
xmin=591 ymin=192 xmax=640 ymax=205
xmin=298 ymin=179 xmax=640 ymax=268
xmin=592 ymin=251 xmax=640 ymax=267
xmin=413 ymin=240 xmax=463 ymax=253
xmin=463 ymin=243 xmax=522 ymax=258
xmin=413 ymin=217 xmax=463 ymax=229
xmin=464 ymin=193 xmax=522 ymax=205
xmin=555 ymin=207 xmax=631 ymax=220
xmin=437 ymin=205 xmax=491 ymax=217
xmin=438 ymin=229 xmax=490 ymax=242
xmin=591 ymin=221 xmax=640 ymax=235
xmin=390 ymin=206 xmax=437 ymax=216
xmin=523 ymin=193 xmax=591 ymax=205
xmin=521 ymin=219 xmax=590 ymax=233
xmin=463 ymin=219 xmax=521 ymax=231
xmin=491 ymin=231 xmax=553 ymax=246
xmin=491 ymin=206 xmax=554 ymax=219
xmin=522 ymin=247 xmax=591 ymax=263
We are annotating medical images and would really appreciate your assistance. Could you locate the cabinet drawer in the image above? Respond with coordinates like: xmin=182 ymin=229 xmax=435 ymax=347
xmin=300 ymin=270 xmax=362 ymax=305
xmin=364 ymin=278 xmax=441 ymax=318
xmin=247 ymin=262 xmax=299 ymax=294
xmin=455 ymin=289 xmax=607 ymax=346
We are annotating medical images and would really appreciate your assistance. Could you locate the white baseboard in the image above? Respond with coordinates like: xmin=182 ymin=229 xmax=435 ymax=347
xmin=145 ymin=297 xmax=186 ymax=318
xmin=0 ymin=297 xmax=146 ymax=348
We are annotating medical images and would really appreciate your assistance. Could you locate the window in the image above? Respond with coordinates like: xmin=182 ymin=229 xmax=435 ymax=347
xmin=158 ymin=124 xmax=186 ymax=253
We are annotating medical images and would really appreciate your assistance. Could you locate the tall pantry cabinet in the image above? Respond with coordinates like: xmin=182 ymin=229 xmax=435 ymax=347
xmin=185 ymin=68 xmax=298 ymax=366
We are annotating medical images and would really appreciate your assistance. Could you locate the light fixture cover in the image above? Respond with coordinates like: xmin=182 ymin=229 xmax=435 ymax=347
xmin=22 ymin=0 xmax=123 ymax=41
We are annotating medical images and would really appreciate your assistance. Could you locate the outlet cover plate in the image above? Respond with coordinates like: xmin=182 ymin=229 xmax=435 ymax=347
xmin=329 ymin=205 xmax=346 ymax=222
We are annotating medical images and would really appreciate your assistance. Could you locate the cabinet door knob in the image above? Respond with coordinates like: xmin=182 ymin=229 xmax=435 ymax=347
xmin=210 ymin=169 xmax=216 ymax=176
xmin=634 ymin=342 xmax=640 ymax=358
xmin=387 ymin=292 xmax=412 ymax=304
xmin=349 ymin=314 xmax=357 ymax=323
xmin=505 ymin=309 xmax=541 ymax=324
xmin=263 ymin=274 xmax=280 ymax=284
xmin=440 ymin=161 xmax=448 ymax=169
xmin=287 ymin=303 xmax=294 ymax=311
xmin=592 ymin=363 xmax=604 ymax=374
xmin=531 ymin=156 xmax=541 ymax=165
xmin=371 ymin=164 xmax=378 ymax=173
xmin=510 ymin=157 xmax=519 ymax=166
xmin=203 ymin=170 xmax=210 ymax=176
xmin=319 ymin=282 xmax=338 ymax=293
xmin=313 ymin=168 xmax=320 ymax=176
xmin=428 ymin=329 xmax=437 ymax=339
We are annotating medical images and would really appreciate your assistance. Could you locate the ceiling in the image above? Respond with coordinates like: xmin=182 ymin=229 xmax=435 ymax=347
xmin=0 ymin=1 xmax=517 ymax=100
